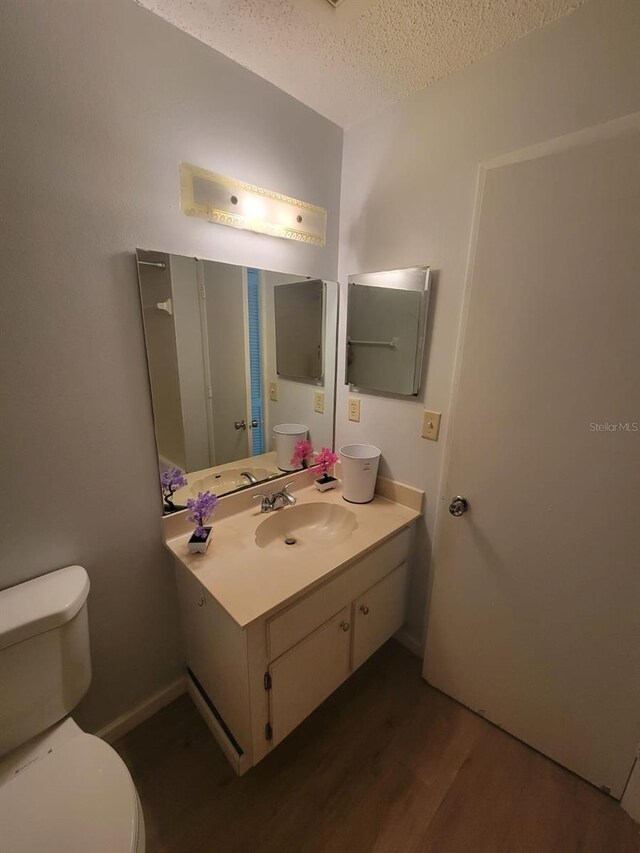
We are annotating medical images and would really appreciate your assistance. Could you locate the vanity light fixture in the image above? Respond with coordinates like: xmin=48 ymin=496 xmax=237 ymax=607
xmin=179 ymin=162 xmax=327 ymax=246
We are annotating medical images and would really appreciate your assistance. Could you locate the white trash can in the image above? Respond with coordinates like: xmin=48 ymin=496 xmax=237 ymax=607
xmin=273 ymin=423 xmax=309 ymax=471
xmin=339 ymin=444 xmax=381 ymax=503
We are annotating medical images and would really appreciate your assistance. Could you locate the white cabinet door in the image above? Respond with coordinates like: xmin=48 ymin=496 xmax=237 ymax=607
xmin=269 ymin=607 xmax=352 ymax=746
xmin=352 ymin=562 xmax=408 ymax=670
xmin=267 ymin=528 xmax=411 ymax=661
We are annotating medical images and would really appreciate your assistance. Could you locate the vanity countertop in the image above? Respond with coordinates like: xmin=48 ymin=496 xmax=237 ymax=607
xmin=164 ymin=478 xmax=422 ymax=628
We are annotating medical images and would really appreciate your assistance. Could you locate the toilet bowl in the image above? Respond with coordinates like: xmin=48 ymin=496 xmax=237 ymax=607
xmin=0 ymin=719 xmax=144 ymax=852
xmin=0 ymin=566 xmax=145 ymax=852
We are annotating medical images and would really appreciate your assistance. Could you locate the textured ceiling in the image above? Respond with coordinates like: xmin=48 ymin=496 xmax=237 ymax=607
xmin=135 ymin=0 xmax=589 ymax=127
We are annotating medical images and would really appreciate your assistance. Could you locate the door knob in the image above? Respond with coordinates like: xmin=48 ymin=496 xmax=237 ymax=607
xmin=249 ymin=419 xmax=259 ymax=429
xmin=359 ymin=605 xmax=370 ymax=615
xmin=340 ymin=620 xmax=351 ymax=632
xmin=234 ymin=420 xmax=247 ymax=431
xmin=449 ymin=496 xmax=469 ymax=517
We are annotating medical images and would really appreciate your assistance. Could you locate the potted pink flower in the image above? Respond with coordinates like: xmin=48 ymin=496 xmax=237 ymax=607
xmin=290 ymin=439 xmax=315 ymax=470
xmin=311 ymin=447 xmax=339 ymax=491
xmin=186 ymin=491 xmax=219 ymax=553
xmin=291 ymin=440 xmax=339 ymax=490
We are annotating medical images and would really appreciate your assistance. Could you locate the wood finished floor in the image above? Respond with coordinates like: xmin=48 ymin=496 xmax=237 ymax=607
xmin=115 ymin=641 xmax=639 ymax=853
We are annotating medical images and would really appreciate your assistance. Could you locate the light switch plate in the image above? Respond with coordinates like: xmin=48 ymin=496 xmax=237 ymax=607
xmin=422 ymin=410 xmax=441 ymax=441
xmin=348 ymin=397 xmax=361 ymax=422
xmin=314 ymin=390 xmax=325 ymax=414
xmin=269 ymin=382 xmax=278 ymax=402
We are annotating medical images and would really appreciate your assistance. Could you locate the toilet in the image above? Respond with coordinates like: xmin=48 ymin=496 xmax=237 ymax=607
xmin=0 ymin=565 xmax=145 ymax=852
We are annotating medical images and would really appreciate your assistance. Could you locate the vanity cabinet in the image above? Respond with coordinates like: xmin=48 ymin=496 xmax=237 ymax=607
xmin=174 ymin=526 xmax=412 ymax=774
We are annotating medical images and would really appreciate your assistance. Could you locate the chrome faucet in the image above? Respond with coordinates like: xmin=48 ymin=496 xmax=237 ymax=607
xmin=253 ymin=482 xmax=297 ymax=513
xmin=240 ymin=471 xmax=259 ymax=485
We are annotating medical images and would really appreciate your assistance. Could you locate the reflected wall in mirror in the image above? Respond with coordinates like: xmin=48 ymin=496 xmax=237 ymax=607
xmin=346 ymin=266 xmax=431 ymax=396
xmin=136 ymin=250 xmax=338 ymax=511
xmin=274 ymin=280 xmax=324 ymax=380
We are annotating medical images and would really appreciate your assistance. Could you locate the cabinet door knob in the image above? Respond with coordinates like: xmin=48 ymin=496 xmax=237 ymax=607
xmin=197 ymin=594 xmax=205 ymax=607
xmin=359 ymin=605 xmax=370 ymax=615
xmin=340 ymin=620 xmax=351 ymax=632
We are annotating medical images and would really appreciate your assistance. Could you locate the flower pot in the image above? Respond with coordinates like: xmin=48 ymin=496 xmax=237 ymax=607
xmin=314 ymin=475 xmax=338 ymax=492
xmin=188 ymin=526 xmax=212 ymax=554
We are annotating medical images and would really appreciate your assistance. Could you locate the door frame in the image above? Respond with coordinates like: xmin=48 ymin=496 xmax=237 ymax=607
xmin=241 ymin=267 xmax=254 ymax=454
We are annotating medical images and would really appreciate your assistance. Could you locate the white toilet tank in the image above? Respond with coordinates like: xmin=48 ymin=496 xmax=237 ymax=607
xmin=0 ymin=565 xmax=92 ymax=758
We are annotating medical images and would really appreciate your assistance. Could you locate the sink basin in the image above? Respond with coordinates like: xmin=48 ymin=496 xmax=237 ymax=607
xmin=255 ymin=502 xmax=358 ymax=550
xmin=170 ymin=467 xmax=278 ymax=510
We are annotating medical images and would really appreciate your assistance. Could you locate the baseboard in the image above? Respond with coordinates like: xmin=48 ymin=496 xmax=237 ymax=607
xmin=96 ymin=676 xmax=187 ymax=743
xmin=394 ymin=628 xmax=424 ymax=659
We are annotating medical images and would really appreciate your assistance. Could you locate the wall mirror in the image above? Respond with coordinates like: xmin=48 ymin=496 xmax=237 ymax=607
xmin=345 ymin=266 xmax=431 ymax=396
xmin=136 ymin=249 xmax=338 ymax=512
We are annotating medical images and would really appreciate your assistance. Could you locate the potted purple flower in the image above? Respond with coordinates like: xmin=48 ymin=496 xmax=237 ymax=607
xmin=186 ymin=491 xmax=219 ymax=553
xmin=311 ymin=447 xmax=339 ymax=491
xmin=161 ymin=467 xmax=188 ymax=513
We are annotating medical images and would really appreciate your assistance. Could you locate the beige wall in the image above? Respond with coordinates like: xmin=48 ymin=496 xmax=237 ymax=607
xmin=0 ymin=0 xmax=342 ymax=731
xmin=337 ymin=0 xmax=640 ymax=651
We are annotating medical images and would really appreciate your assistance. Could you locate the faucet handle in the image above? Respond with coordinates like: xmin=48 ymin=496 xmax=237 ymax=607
xmin=279 ymin=482 xmax=297 ymax=506
xmin=253 ymin=493 xmax=271 ymax=512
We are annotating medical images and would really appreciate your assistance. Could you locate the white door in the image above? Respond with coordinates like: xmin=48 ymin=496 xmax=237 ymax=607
xmin=424 ymin=118 xmax=640 ymax=798
xmin=202 ymin=260 xmax=250 ymax=464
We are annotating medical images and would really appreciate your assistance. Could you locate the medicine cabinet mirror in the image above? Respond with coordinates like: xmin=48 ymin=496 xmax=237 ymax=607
xmin=345 ymin=266 xmax=431 ymax=396
xmin=136 ymin=250 xmax=338 ymax=512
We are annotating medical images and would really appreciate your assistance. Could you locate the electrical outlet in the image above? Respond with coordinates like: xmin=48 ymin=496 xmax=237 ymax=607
xmin=269 ymin=382 xmax=278 ymax=402
xmin=422 ymin=410 xmax=441 ymax=441
xmin=314 ymin=390 xmax=325 ymax=414
xmin=348 ymin=398 xmax=361 ymax=422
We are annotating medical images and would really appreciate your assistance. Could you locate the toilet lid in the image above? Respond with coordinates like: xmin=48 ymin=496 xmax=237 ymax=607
xmin=0 ymin=732 xmax=140 ymax=853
